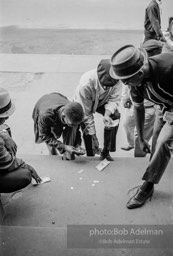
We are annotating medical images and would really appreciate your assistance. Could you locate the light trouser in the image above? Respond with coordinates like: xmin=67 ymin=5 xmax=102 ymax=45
xmin=123 ymin=105 xmax=155 ymax=157
xmin=142 ymin=121 xmax=173 ymax=184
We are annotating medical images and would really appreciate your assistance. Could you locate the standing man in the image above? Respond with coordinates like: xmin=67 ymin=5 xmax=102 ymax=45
xmin=74 ymin=59 xmax=122 ymax=161
xmin=32 ymin=92 xmax=85 ymax=160
xmin=0 ymin=88 xmax=41 ymax=194
xmin=110 ymin=44 xmax=173 ymax=209
xmin=121 ymin=39 xmax=163 ymax=157
xmin=144 ymin=0 xmax=166 ymax=42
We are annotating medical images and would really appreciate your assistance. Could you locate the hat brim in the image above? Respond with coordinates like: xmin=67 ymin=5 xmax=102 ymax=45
xmin=109 ymin=48 xmax=148 ymax=80
xmin=0 ymin=103 xmax=15 ymax=118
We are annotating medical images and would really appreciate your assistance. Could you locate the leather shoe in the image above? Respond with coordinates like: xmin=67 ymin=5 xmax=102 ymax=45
xmin=126 ymin=187 xmax=154 ymax=209
xmin=121 ymin=145 xmax=134 ymax=151
xmin=99 ymin=152 xmax=114 ymax=161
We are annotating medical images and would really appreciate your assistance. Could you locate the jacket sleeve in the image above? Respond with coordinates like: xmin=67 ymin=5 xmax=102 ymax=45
xmin=104 ymin=81 xmax=122 ymax=113
xmin=148 ymin=5 xmax=163 ymax=38
xmin=37 ymin=114 xmax=65 ymax=151
xmin=0 ymin=136 xmax=24 ymax=172
xmin=74 ymin=82 xmax=96 ymax=136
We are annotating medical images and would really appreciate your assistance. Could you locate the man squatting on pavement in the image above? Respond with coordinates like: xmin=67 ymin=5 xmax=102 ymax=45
xmin=32 ymin=92 xmax=85 ymax=160
xmin=74 ymin=59 xmax=122 ymax=161
xmin=0 ymin=88 xmax=41 ymax=194
xmin=110 ymin=44 xmax=173 ymax=209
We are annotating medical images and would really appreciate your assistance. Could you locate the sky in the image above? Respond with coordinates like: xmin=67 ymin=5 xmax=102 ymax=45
xmin=0 ymin=0 xmax=173 ymax=30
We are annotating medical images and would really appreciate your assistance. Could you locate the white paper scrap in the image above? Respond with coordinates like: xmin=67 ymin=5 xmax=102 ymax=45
xmin=93 ymin=180 xmax=99 ymax=183
xmin=33 ymin=176 xmax=51 ymax=186
xmin=78 ymin=169 xmax=85 ymax=174
xmin=95 ymin=159 xmax=110 ymax=171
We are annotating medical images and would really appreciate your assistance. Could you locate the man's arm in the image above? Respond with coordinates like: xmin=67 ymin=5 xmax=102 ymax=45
xmin=104 ymin=81 xmax=122 ymax=113
xmin=74 ymin=84 xmax=96 ymax=136
xmin=0 ymin=136 xmax=24 ymax=172
xmin=38 ymin=114 xmax=66 ymax=152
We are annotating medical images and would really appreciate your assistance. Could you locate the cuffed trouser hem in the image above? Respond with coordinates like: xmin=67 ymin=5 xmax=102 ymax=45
xmin=142 ymin=171 xmax=162 ymax=184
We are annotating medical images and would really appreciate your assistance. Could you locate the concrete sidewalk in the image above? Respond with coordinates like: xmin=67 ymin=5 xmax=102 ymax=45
xmin=0 ymin=54 xmax=109 ymax=73
xmin=1 ymin=155 xmax=173 ymax=256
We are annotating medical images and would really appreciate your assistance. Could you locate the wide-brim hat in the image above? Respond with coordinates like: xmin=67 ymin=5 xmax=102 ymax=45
xmin=0 ymin=88 xmax=15 ymax=118
xmin=109 ymin=45 xmax=147 ymax=80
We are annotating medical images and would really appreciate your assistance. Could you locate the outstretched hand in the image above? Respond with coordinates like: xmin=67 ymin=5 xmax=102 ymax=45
xmin=139 ymin=140 xmax=151 ymax=154
xmin=23 ymin=163 xmax=42 ymax=184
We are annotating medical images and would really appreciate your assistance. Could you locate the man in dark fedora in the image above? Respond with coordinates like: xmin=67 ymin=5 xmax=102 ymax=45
xmin=121 ymin=39 xmax=163 ymax=157
xmin=32 ymin=93 xmax=85 ymax=160
xmin=0 ymin=88 xmax=41 ymax=194
xmin=74 ymin=59 xmax=122 ymax=161
xmin=110 ymin=44 xmax=173 ymax=209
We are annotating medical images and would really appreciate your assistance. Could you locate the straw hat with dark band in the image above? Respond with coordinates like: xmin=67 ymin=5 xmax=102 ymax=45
xmin=0 ymin=88 xmax=15 ymax=118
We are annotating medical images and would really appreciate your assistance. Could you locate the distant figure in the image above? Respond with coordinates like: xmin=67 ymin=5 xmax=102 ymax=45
xmin=32 ymin=93 xmax=85 ymax=160
xmin=0 ymin=88 xmax=41 ymax=194
xmin=74 ymin=59 xmax=122 ymax=161
xmin=121 ymin=40 xmax=163 ymax=157
xmin=144 ymin=0 xmax=166 ymax=42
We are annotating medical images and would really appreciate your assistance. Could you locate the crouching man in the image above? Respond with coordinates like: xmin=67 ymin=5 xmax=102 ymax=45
xmin=32 ymin=92 xmax=85 ymax=160
xmin=0 ymin=88 xmax=41 ymax=194
xmin=74 ymin=59 xmax=122 ymax=161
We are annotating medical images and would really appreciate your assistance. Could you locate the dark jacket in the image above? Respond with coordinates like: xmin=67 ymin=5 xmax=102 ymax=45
xmin=144 ymin=0 xmax=163 ymax=39
xmin=130 ymin=53 xmax=173 ymax=113
xmin=0 ymin=131 xmax=24 ymax=172
xmin=32 ymin=93 xmax=81 ymax=150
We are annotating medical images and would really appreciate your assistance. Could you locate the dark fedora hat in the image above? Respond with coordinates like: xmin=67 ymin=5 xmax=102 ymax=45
xmin=97 ymin=59 xmax=118 ymax=87
xmin=109 ymin=45 xmax=147 ymax=80
xmin=0 ymin=88 xmax=15 ymax=118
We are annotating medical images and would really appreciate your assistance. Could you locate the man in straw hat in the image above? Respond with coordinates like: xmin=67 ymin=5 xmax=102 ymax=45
xmin=0 ymin=88 xmax=41 ymax=194
xmin=110 ymin=44 xmax=173 ymax=209
xmin=74 ymin=59 xmax=122 ymax=161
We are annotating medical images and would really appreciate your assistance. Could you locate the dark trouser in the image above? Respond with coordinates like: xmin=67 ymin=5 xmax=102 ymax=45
xmin=151 ymin=106 xmax=165 ymax=156
xmin=143 ymin=30 xmax=158 ymax=43
xmin=142 ymin=119 xmax=173 ymax=184
xmin=82 ymin=106 xmax=120 ymax=156
xmin=0 ymin=167 xmax=32 ymax=193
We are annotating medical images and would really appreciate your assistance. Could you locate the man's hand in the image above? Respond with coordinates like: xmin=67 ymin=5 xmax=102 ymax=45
xmin=103 ymin=115 xmax=112 ymax=127
xmin=159 ymin=35 xmax=166 ymax=42
xmin=123 ymin=98 xmax=132 ymax=108
xmin=1 ymin=132 xmax=17 ymax=156
xmin=139 ymin=140 xmax=151 ymax=154
xmin=64 ymin=145 xmax=80 ymax=155
xmin=75 ymin=146 xmax=86 ymax=155
xmin=91 ymin=134 xmax=101 ymax=154
xmin=23 ymin=163 xmax=42 ymax=184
